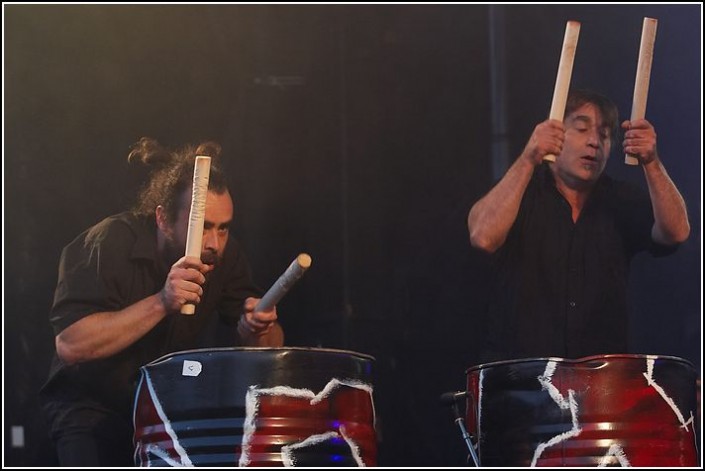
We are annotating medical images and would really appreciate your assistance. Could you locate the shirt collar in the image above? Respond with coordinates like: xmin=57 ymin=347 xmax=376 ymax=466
xmin=130 ymin=214 xmax=159 ymax=263
xmin=537 ymin=162 xmax=610 ymax=195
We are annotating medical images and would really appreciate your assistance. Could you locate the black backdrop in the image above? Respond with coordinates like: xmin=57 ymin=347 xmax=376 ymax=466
xmin=4 ymin=4 xmax=701 ymax=466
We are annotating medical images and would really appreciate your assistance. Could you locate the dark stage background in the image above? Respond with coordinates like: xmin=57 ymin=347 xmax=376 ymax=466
xmin=4 ymin=4 xmax=701 ymax=466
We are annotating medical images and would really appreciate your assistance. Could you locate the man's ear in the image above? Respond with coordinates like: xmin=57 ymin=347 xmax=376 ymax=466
xmin=155 ymin=205 xmax=169 ymax=234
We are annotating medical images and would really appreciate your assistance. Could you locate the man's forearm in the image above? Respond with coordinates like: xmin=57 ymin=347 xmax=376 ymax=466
xmin=55 ymin=293 xmax=167 ymax=365
xmin=468 ymin=157 xmax=535 ymax=253
xmin=643 ymin=159 xmax=690 ymax=245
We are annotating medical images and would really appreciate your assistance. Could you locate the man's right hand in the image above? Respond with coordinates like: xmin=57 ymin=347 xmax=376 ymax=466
xmin=160 ymin=256 xmax=213 ymax=313
xmin=521 ymin=119 xmax=565 ymax=165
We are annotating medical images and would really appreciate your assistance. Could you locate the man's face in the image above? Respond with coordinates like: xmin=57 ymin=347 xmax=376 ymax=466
xmin=555 ymin=103 xmax=612 ymax=185
xmin=162 ymin=189 xmax=234 ymax=266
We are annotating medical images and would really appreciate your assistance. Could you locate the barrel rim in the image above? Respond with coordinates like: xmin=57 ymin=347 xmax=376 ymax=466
xmin=144 ymin=346 xmax=376 ymax=367
xmin=465 ymin=353 xmax=696 ymax=374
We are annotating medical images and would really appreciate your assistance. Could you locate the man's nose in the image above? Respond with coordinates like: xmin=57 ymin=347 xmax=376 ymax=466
xmin=203 ymin=228 xmax=219 ymax=251
xmin=586 ymin=128 xmax=600 ymax=147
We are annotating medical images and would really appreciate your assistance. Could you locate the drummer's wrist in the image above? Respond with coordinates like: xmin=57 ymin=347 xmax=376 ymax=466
xmin=253 ymin=322 xmax=284 ymax=347
xmin=237 ymin=315 xmax=252 ymax=339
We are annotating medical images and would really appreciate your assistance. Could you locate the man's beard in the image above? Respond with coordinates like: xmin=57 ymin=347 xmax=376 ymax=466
xmin=201 ymin=249 xmax=219 ymax=266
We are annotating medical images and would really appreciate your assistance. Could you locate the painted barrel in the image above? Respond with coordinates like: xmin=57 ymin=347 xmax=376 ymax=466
xmin=133 ymin=347 xmax=376 ymax=466
xmin=465 ymin=354 xmax=698 ymax=467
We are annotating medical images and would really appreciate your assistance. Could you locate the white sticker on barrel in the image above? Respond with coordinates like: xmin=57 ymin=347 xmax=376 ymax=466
xmin=182 ymin=360 xmax=202 ymax=377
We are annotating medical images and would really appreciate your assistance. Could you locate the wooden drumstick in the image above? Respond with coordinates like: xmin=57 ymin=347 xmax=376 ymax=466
xmin=181 ymin=156 xmax=211 ymax=315
xmin=255 ymin=253 xmax=312 ymax=313
xmin=543 ymin=20 xmax=581 ymax=163
xmin=625 ymin=17 xmax=658 ymax=166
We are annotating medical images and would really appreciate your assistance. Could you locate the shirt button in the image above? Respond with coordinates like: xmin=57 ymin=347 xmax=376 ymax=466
xmin=569 ymin=301 xmax=576 ymax=307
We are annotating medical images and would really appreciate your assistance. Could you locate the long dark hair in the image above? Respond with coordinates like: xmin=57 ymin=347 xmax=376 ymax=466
xmin=128 ymin=137 xmax=229 ymax=225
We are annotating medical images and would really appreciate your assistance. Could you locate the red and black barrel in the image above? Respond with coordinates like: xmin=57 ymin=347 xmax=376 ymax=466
xmin=133 ymin=347 xmax=377 ymax=467
xmin=465 ymin=354 xmax=698 ymax=467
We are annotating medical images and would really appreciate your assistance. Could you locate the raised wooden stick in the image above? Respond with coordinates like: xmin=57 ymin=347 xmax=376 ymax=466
xmin=544 ymin=21 xmax=581 ymax=162
xmin=626 ymin=17 xmax=658 ymax=165
xmin=256 ymin=254 xmax=312 ymax=313
xmin=181 ymin=156 xmax=211 ymax=315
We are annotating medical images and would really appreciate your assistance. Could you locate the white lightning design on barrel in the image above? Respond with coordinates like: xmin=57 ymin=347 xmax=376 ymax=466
xmin=598 ymin=444 xmax=630 ymax=467
xmin=239 ymin=378 xmax=375 ymax=467
xmin=134 ymin=370 xmax=194 ymax=467
xmin=531 ymin=361 xmax=582 ymax=466
xmin=643 ymin=356 xmax=694 ymax=432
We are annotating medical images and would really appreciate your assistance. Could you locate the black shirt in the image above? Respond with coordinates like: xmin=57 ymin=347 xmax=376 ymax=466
xmin=41 ymin=212 xmax=260 ymax=426
xmin=482 ymin=164 xmax=676 ymax=362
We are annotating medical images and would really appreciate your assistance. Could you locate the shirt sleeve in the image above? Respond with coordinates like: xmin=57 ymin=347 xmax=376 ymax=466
xmin=49 ymin=218 xmax=137 ymax=334
xmin=613 ymin=180 xmax=679 ymax=258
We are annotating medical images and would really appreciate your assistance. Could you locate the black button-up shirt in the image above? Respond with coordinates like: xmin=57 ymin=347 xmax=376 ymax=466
xmin=482 ymin=164 xmax=676 ymax=362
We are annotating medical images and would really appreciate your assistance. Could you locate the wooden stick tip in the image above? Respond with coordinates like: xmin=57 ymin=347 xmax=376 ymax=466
xmin=624 ymin=155 xmax=640 ymax=166
xmin=297 ymin=253 xmax=312 ymax=269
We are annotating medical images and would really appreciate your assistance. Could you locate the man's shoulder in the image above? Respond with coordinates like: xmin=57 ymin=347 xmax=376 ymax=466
xmin=84 ymin=212 xmax=150 ymax=245
xmin=596 ymin=173 xmax=649 ymax=203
